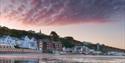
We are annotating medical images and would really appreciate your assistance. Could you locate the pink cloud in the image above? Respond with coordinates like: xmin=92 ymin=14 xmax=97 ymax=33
xmin=0 ymin=0 xmax=124 ymax=26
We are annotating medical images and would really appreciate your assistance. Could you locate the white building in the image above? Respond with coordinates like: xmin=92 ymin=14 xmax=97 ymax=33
xmin=18 ymin=36 xmax=37 ymax=49
xmin=63 ymin=47 xmax=73 ymax=53
xmin=73 ymin=46 xmax=90 ymax=54
xmin=0 ymin=36 xmax=16 ymax=48
xmin=0 ymin=35 xmax=37 ymax=49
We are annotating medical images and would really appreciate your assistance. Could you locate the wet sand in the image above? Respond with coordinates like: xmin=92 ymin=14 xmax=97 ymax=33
xmin=0 ymin=53 xmax=125 ymax=63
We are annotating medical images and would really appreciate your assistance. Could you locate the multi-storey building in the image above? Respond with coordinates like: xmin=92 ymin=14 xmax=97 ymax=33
xmin=38 ymin=39 xmax=63 ymax=53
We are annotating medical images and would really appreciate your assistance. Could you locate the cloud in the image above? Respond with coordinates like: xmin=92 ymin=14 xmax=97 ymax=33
xmin=0 ymin=0 xmax=125 ymax=26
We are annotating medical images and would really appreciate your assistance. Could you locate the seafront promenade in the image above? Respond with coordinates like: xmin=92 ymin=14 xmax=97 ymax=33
xmin=0 ymin=48 xmax=39 ymax=53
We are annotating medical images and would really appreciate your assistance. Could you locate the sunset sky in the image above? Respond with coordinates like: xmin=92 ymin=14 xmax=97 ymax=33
xmin=0 ymin=0 xmax=125 ymax=49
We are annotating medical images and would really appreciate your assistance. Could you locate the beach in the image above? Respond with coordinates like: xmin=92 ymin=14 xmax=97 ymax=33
xmin=0 ymin=54 xmax=125 ymax=63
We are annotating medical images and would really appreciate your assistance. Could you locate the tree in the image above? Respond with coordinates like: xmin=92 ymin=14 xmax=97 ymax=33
xmin=60 ymin=38 xmax=74 ymax=48
xmin=50 ymin=31 xmax=59 ymax=41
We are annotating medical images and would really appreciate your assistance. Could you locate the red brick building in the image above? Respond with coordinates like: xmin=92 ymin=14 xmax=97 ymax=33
xmin=38 ymin=39 xmax=63 ymax=53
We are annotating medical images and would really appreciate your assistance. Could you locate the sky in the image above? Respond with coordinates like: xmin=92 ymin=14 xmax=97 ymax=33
xmin=0 ymin=0 xmax=125 ymax=49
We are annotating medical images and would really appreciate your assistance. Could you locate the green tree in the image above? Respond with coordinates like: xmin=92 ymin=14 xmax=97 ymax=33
xmin=50 ymin=31 xmax=59 ymax=41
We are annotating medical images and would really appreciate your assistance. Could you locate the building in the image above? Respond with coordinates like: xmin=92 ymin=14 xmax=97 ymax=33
xmin=62 ymin=47 xmax=73 ymax=54
xmin=73 ymin=46 xmax=90 ymax=54
xmin=38 ymin=39 xmax=43 ymax=51
xmin=52 ymin=41 xmax=63 ymax=54
xmin=0 ymin=35 xmax=38 ymax=50
xmin=38 ymin=39 xmax=49 ymax=53
xmin=19 ymin=36 xmax=37 ymax=49
xmin=38 ymin=39 xmax=63 ymax=53
xmin=0 ymin=36 xmax=16 ymax=48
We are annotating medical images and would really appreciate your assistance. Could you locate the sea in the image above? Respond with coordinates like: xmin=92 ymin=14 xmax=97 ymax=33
xmin=0 ymin=54 xmax=125 ymax=63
